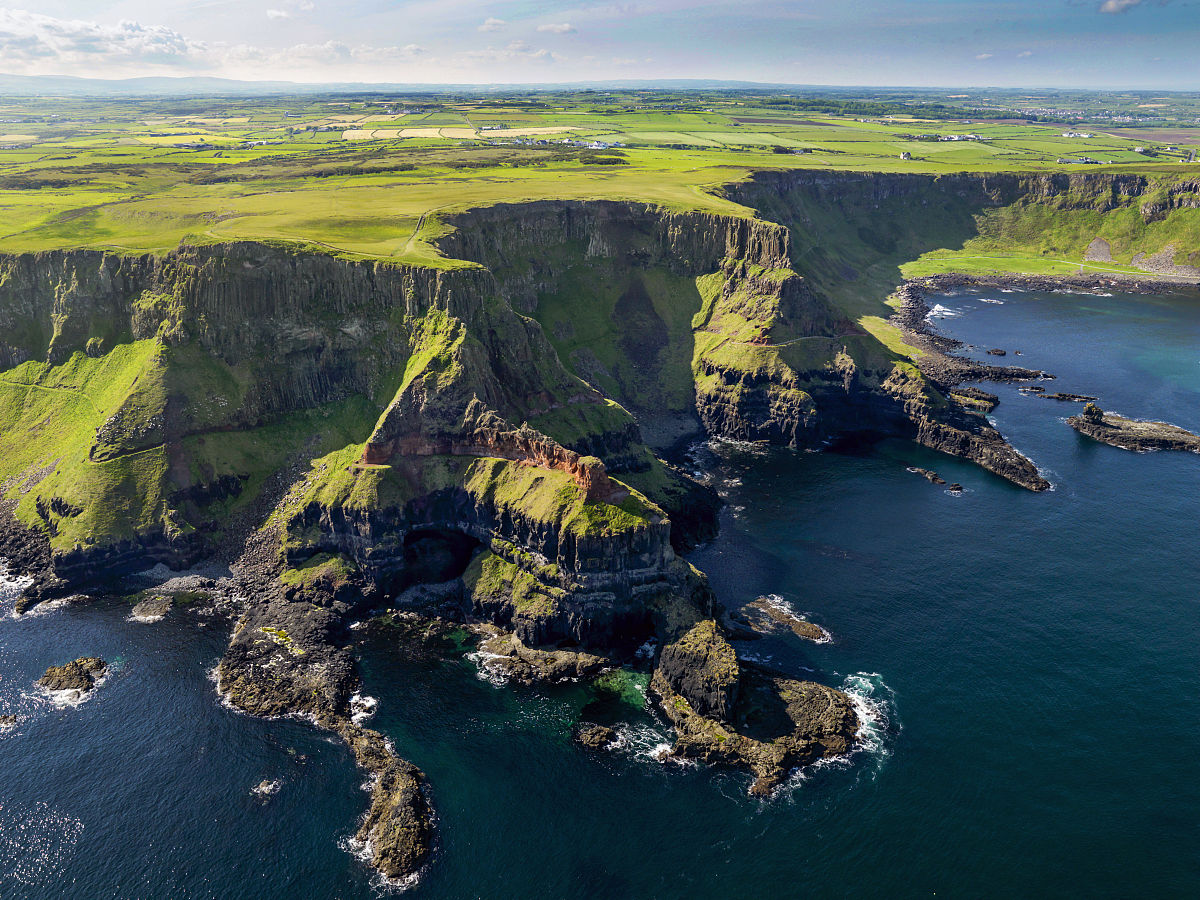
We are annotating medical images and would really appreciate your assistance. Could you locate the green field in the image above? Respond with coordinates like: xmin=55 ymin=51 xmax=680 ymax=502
xmin=1 ymin=91 xmax=1197 ymax=268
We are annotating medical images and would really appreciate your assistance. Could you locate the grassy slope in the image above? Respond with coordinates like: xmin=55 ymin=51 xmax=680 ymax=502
xmin=0 ymin=336 xmax=386 ymax=552
xmin=901 ymin=201 xmax=1200 ymax=278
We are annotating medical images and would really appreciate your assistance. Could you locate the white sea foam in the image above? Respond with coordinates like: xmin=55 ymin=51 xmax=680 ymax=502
xmin=840 ymin=671 xmax=897 ymax=762
xmin=926 ymin=303 xmax=962 ymax=320
xmin=777 ymin=671 xmax=898 ymax=796
xmin=980 ymin=297 xmax=1004 ymax=304
xmin=706 ymin=436 xmax=771 ymax=456
xmin=17 ymin=597 xmax=77 ymax=619
xmin=251 ymin=779 xmax=281 ymax=799
xmin=37 ymin=668 xmax=109 ymax=710
xmin=339 ymin=835 xmax=421 ymax=894
xmin=0 ymin=561 xmax=34 ymax=618
xmin=611 ymin=722 xmax=697 ymax=767
xmin=734 ymin=650 xmax=773 ymax=665
xmin=350 ymin=692 xmax=378 ymax=726
xmin=465 ymin=648 xmax=509 ymax=687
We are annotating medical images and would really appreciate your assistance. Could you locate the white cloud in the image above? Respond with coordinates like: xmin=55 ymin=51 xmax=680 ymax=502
xmin=459 ymin=40 xmax=558 ymax=65
xmin=478 ymin=16 xmax=506 ymax=32
xmin=1017 ymin=50 xmax=1033 ymax=58
xmin=1099 ymin=0 xmax=1144 ymax=12
xmin=0 ymin=9 xmax=204 ymax=69
xmin=975 ymin=52 xmax=993 ymax=60
xmin=226 ymin=40 xmax=426 ymax=67
xmin=267 ymin=1 xmax=319 ymax=20
xmin=536 ymin=23 xmax=576 ymax=34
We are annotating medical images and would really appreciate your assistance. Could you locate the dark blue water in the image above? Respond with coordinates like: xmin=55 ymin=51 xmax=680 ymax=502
xmin=3 ymin=288 xmax=1199 ymax=898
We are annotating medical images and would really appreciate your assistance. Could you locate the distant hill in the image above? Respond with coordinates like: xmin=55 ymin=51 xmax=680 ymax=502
xmin=0 ymin=73 xmax=800 ymax=98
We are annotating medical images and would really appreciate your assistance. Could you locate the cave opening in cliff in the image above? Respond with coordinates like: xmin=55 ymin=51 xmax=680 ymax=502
xmin=400 ymin=527 xmax=481 ymax=588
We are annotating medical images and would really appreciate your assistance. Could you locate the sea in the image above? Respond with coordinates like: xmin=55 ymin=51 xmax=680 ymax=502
xmin=2 ymin=287 xmax=1199 ymax=899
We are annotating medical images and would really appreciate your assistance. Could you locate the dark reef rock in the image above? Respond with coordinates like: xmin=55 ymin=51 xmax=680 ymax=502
xmin=908 ymin=467 xmax=947 ymax=486
xmin=1039 ymin=392 xmax=1098 ymax=403
xmin=340 ymin=725 xmax=432 ymax=882
xmin=575 ymin=723 xmax=618 ymax=751
xmin=130 ymin=595 xmax=173 ymax=621
xmin=649 ymin=589 xmax=858 ymax=794
xmin=38 ymin=657 xmax=107 ymax=695
xmin=1069 ymin=403 xmax=1200 ymax=452
xmin=740 ymin=596 xmax=829 ymax=642
xmin=949 ymin=387 xmax=999 ymax=413
xmin=474 ymin=627 xmax=611 ymax=685
xmin=653 ymin=664 xmax=857 ymax=796
xmin=656 ymin=619 xmax=740 ymax=724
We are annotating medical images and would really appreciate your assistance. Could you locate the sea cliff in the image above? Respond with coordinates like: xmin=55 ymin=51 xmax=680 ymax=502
xmin=3 ymin=169 xmax=1197 ymax=880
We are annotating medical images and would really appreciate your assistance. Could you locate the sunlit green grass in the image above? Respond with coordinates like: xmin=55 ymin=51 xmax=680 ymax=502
xmin=0 ymin=93 xmax=1196 ymax=267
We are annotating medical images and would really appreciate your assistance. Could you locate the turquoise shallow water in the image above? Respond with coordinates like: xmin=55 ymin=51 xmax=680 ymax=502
xmin=2 ymin=287 xmax=1199 ymax=898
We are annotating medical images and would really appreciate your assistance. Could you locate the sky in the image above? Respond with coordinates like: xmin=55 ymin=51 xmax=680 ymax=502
xmin=0 ymin=0 xmax=1196 ymax=88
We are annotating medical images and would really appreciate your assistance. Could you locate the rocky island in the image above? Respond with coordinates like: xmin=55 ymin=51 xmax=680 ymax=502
xmin=37 ymin=657 xmax=108 ymax=701
xmin=1069 ymin=403 xmax=1200 ymax=452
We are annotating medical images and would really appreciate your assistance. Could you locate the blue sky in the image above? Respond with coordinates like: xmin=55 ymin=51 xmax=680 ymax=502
xmin=0 ymin=1 xmax=1196 ymax=87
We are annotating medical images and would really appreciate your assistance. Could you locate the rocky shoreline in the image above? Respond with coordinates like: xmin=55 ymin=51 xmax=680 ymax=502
xmin=895 ymin=274 xmax=1200 ymax=468
xmin=1 ymin=501 xmax=861 ymax=884
xmin=891 ymin=280 xmax=1052 ymax=388
xmin=893 ymin=271 xmax=1200 ymax=389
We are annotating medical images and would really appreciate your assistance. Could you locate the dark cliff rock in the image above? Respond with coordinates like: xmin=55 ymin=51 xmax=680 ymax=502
xmin=435 ymin=198 xmax=1047 ymax=492
xmin=657 ymin=618 xmax=740 ymax=723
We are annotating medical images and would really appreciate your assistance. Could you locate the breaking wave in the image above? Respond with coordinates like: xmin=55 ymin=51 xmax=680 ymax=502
xmin=779 ymin=671 xmax=898 ymax=795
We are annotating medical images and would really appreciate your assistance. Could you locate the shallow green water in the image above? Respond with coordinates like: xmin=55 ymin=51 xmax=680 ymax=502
xmin=2 ymin=287 xmax=1198 ymax=898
